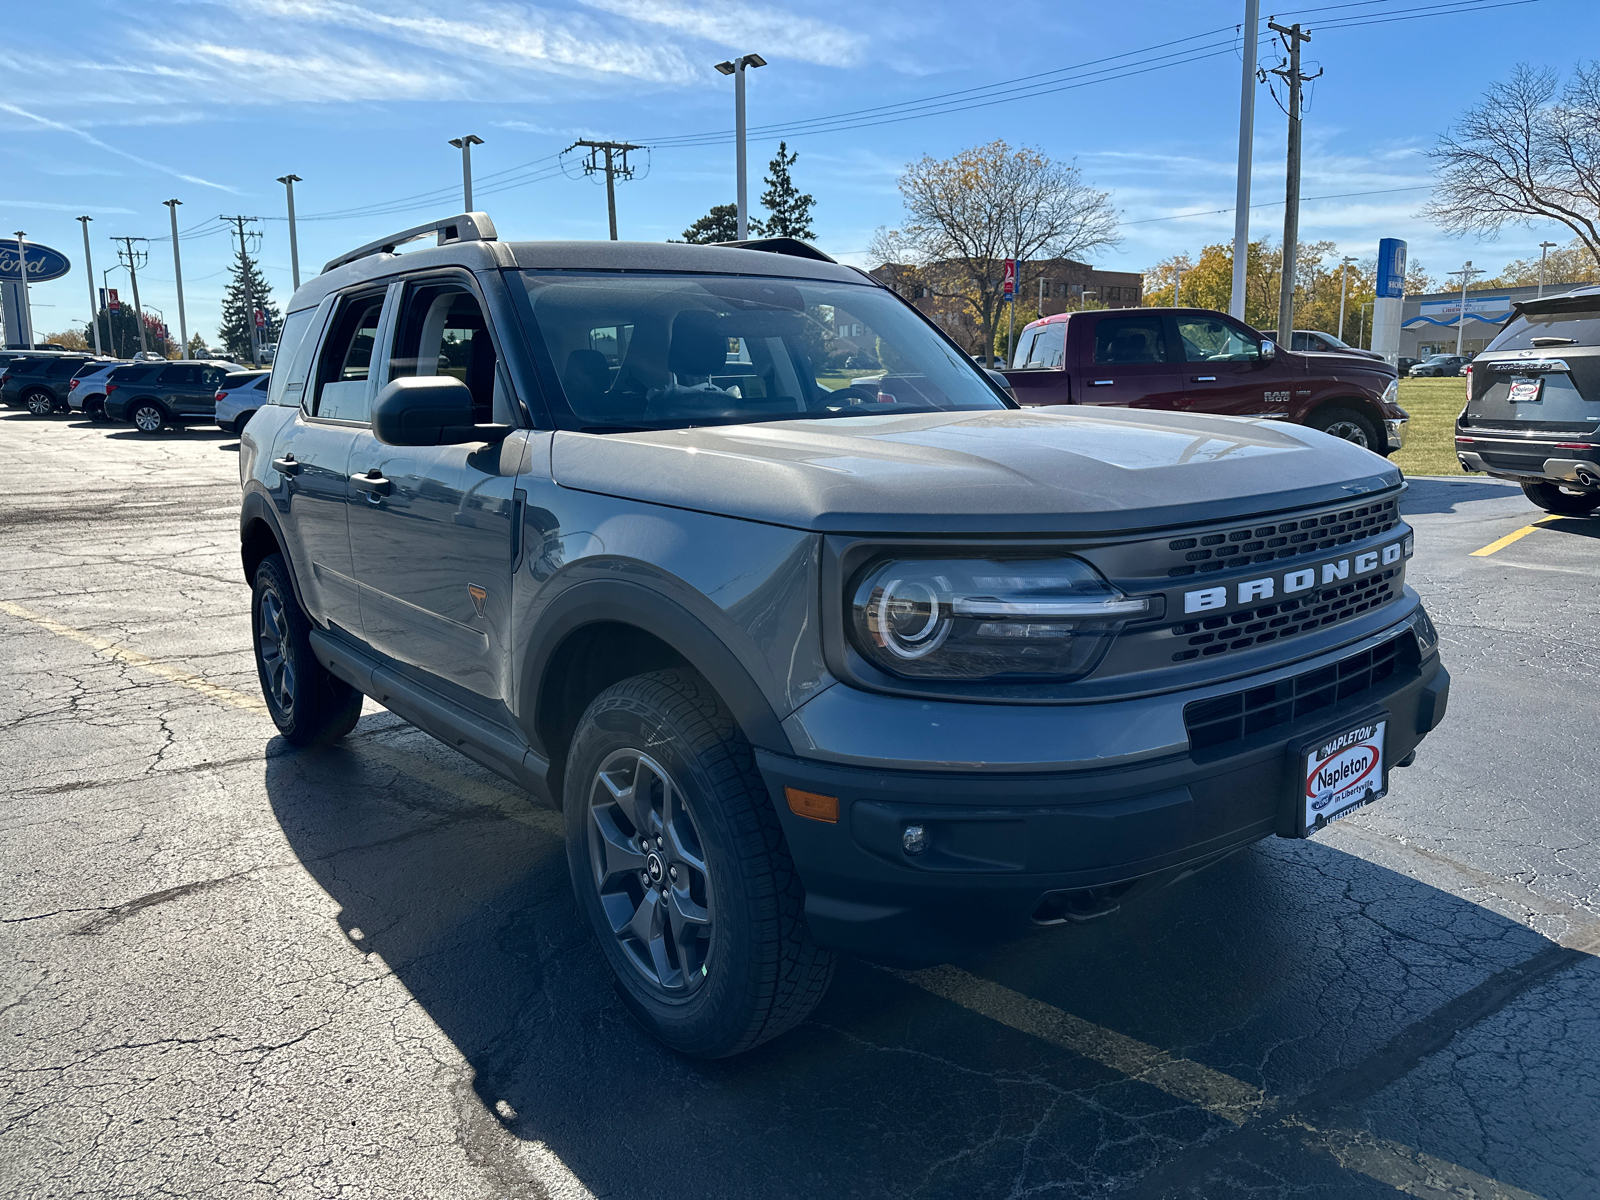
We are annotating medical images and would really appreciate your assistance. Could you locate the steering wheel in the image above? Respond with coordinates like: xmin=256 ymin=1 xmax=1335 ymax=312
xmin=813 ymin=384 xmax=883 ymax=411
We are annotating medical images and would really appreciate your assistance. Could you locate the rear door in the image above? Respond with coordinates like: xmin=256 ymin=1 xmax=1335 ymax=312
xmin=1004 ymin=319 xmax=1071 ymax=406
xmin=155 ymin=364 xmax=197 ymax=413
xmin=1076 ymin=312 xmax=1184 ymax=409
xmin=1174 ymin=312 xmax=1286 ymax=418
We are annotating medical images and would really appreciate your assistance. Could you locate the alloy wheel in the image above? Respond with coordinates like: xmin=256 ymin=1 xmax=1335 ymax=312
xmin=25 ymin=391 xmax=53 ymax=416
xmin=1321 ymin=419 xmax=1371 ymax=449
xmin=133 ymin=405 xmax=163 ymax=433
xmin=586 ymin=748 xmax=714 ymax=996
xmin=256 ymin=589 xmax=296 ymax=716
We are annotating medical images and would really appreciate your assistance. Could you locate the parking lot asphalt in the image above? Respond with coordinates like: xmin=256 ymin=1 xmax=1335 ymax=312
xmin=2 ymin=412 xmax=1597 ymax=1200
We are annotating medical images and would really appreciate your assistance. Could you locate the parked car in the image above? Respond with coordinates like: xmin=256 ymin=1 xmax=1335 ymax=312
xmin=1398 ymin=357 xmax=1421 ymax=376
xmin=238 ymin=216 xmax=1448 ymax=1058
xmin=1455 ymin=285 xmax=1600 ymax=514
xmin=103 ymin=360 xmax=235 ymax=432
xmin=67 ymin=360 xmax=129 ymax=420
xmin=1259 ymin=328 xmax=1386 ymax=362
xmin=214 ymin=369 xmax=271 ymax=434
xmin=1408 ymin=354 xmax=1471 ymax=377
xmin=1003 ymin=308 xmax=1406 ymax=454
xmin=0 ymin=353 xmax=94 ymax=414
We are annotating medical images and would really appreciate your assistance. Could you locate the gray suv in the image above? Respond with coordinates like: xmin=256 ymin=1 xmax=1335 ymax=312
xmin=239 ymin=213 xmax=1450 ymax=1058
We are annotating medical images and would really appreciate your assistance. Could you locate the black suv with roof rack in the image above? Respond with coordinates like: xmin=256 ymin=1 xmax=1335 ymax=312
xmin=0 ymin=353 xmax=95 ymax=414
xmin=238 ymin=212 xmax=1450 ymax=1058
xmin=1455 ymin=285 xmax=1600 ymax=514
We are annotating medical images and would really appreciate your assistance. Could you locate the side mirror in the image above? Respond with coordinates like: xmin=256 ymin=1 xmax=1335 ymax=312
xmin=1259 ymin=338 xmax=1277 ymax=361
xmin=371 ymin=376 xmax=509 ymax=446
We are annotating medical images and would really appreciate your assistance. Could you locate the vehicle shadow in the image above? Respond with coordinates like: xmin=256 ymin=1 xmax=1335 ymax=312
xmin=1400 ymin=476 xmax=1524 ymax=515
xmin=102 ymin=427 xmax=236 ymax=442
xmin=263 ymin=728 xmax=1582 ymax=1200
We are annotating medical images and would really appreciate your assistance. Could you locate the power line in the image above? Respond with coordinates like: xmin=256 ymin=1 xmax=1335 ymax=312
xmin=1122 ymin=183 xmax=1431 ymax=225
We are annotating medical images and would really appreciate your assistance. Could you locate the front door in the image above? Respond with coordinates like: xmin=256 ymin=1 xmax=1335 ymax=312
xmin=1076 ymin=312 xmax=1185 ymax=410
xmin=1173 ymin=313 xmax=1287 ymax=418
xmin=345 ymin=277 xmax=523 ymax=719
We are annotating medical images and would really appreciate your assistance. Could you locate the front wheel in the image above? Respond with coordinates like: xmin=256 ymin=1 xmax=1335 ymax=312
xmin=130 ymin=401 xmax=167 ymax=434
xmin=1522 ymin=481 xmax=1600 ymax=516
xmin=564 ymin=669 xmax=834 ymax=1058
xmin=1309 ymin=406 xmax=1382 ymax=453
xmin=252 ymin=553 xmax=363 ymax=746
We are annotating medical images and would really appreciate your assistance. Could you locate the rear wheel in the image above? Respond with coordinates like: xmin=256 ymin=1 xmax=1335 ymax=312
xmin=130 ymin=401 xmax=167 ymax=434
xmin=564 ymin=669 xmax=834 ymax=1058
xmin=24 ymin=389 xmax=55 ymax=416
xmin=251 ymin=553 xmax=364 ymax=746
xmin=1522 ymin=481 xmax=1600 ymax=516
xmin=1309 ymin=406 xmax=1382 ymax=453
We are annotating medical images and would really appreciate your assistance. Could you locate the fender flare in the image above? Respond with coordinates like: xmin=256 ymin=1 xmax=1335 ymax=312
xmin=520 ymin=577 xmax=795 ymax=760
xmin=239 ymin=489 xmax=312 ymax=616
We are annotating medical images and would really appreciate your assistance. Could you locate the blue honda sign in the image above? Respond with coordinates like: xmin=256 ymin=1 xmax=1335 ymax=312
xmin=1375 ymin=238 xmax=1407 ymax=299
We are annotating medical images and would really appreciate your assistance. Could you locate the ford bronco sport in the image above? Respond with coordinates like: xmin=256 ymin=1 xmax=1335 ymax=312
xmin=239 ymin=214 xmax=1450 ymax=1058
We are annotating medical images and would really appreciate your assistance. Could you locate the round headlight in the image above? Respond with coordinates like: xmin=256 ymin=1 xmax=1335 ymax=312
xmin=874 ymin=574 xmax=953 ymax=659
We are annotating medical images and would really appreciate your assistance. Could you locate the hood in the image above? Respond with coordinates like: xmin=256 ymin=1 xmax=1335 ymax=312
xmin=550 ymin=408 xmax=1402 ymax=535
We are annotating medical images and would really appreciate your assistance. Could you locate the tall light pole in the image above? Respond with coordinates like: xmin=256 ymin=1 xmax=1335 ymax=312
xmin=163 ymin=200 xmax=189 ymax=359
xmin=12 ymin=231 xmax=36 ymax=349
xmin=1230 ymin=0 xmax=1260 ymax=320
xmin=448 ymin=136 xmax=484 ymax=210
xmin=1448 ymin=260 xmax=1483 ymax=356
xmin=1537 ymin=240 xmax=1558 ymax=298
xmin=714 ymin=53 xmax=767 ymax=239
xmin=1336 ymin=254 xmax=1357 ymax=342
xmin=277 ymin=174 xmax=303 ymax=290
xmin=1174 ymin=262 xmax=1185 ymax=307
xmin=77 ymin=216 xmax=103 ymax=356
xmin=101 ymin=266 xmax=124 ymax=358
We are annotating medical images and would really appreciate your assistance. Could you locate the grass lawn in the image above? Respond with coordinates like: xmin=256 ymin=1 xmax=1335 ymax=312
xmin=1391 ymin=376 xmax=1468 ymax=478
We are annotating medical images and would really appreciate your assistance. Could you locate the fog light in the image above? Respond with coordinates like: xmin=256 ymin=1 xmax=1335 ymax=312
xmin=902 ymin=824 xmax=928 ymax=855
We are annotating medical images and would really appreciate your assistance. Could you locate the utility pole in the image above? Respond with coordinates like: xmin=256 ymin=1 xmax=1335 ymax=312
xmin=1448 ymin=261 xmax=1484 ymax=356
xmin=567 ymin=141 xmax=642 ymax=240
xmin=1336 ymin=254 xmax=1357 ymax=342
xmin=1537 ymin=240 xmax=1558 ymax=298
xmin=714 ymin=54 xmax=767 ymax=239
xmin=1230 ymin=0 xmax=1260 ymax=320
xmin=448 ymin=136 xmax=484 ymax=210
xmin=277 ymin=174 xmax=303 ymax=290
xmin=1268 ymin=20 xmax=1319 ymax=346
xmin=77 ymin=216 xmax=103 ymax=356
xmin=111 ymin=235 xmax=150 ymax=357
xmin=220 ymin=215 xmax=263 ymax=366
xmin=163 ymin=200 xmax=189 ymax=359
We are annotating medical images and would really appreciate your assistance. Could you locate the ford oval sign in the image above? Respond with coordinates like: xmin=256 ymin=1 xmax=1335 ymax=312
xmin=0 ymin=239 xmax=73 ymax=283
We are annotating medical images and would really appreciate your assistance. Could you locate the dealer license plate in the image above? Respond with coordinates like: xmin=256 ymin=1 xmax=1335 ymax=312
xmin=1507 ymin=377 xmax=1543 ymax=403
xmin=1302 ymin=720 xmax=1386 ymax=833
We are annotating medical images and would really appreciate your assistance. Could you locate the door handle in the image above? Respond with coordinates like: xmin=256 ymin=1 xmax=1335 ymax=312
xmin=271 ymin=455 xmax=300 ymax=476
xmin=1089 ymin=379 xmax=1115 ymax=386
xmin=350 ymin=470 xmax=392 ymax=497
xmin=1193 ymin=376 xmax=1217 ymax=382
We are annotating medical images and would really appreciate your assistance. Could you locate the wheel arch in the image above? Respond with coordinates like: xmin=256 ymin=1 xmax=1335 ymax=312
xmin=1305 ymin=395 xmax=1388 ymax=449
xmin=239 ymin=491 xmax=312 ymax=617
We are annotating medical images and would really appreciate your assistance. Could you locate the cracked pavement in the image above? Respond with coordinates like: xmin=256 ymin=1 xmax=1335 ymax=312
xmin=2 ymin=414 xmax=1597 ymax=1198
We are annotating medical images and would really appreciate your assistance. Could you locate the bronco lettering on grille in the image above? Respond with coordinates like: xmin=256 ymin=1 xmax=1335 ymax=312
xmin=1184 ymin=540 xmax=1405 ymax=614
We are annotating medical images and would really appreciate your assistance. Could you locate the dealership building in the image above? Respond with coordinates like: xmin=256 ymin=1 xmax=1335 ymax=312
xmin=1400 ymin=280 xmax=1595 ymax=360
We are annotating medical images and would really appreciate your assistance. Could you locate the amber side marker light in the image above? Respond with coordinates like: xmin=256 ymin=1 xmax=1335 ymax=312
xmin=784 ymin=787 xmax=839 ymax=823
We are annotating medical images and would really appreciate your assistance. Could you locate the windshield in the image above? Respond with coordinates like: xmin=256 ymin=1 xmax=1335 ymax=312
xmin=521 ymin=272 xmax=1009 ymax=430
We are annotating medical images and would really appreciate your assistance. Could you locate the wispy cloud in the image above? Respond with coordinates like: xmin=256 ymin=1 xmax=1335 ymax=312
xmin=0 ymin=199 xmax=136 ymax=214
xmin=581 ymin=0 xmax=865 ymax=67
xmin=0 ymin=103 xmax=236 ymax=190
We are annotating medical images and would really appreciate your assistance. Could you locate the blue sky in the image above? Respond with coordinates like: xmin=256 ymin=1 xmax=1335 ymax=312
xmin=5 ymin=0 xmax=1595 ymax=344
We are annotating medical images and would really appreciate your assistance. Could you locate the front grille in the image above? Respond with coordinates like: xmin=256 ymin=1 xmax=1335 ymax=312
xmin=1163 ymin=498 xmax=1400 ymax=577
xmin=1167 ymin=567 xmax=1400 ymax=662
xmin=1183 ymin=633 xmax=1417 ymax=753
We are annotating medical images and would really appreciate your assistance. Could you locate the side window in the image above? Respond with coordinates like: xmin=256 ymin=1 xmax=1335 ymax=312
xmin=50 ymin=359 xmax=86 ymax=379
xmin=267 ymin=307 xmax=317 ymax=407
xmin=1016 ymin=322 xmax=1066 ymax=369
xmin=312 ymin=294 xmax=385 ymax=421
xmin=1175 ymin=316 xmax=1259 ymax=362
xmin=201 ymin=367 xmax=227 ymax=388
xmin=157 ymin=364 xmax=198 ymax=387
xmin=388 ymin=283 xmax=505 ymax=424
xmin=1092 ymin=315 xmax=1169 ymax=365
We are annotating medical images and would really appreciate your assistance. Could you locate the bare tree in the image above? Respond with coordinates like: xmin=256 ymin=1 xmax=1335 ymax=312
xmin=1426 ymin=62 xmax=1600 ymax=269
xmin=874 ymin=141 xmax=1119 ymax=354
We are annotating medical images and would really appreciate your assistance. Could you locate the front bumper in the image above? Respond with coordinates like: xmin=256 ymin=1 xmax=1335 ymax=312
xmin=1385 ymin=418 xmax=1407 ymax=451
xmin=762 ymin=611 xmax=1448 ymax=965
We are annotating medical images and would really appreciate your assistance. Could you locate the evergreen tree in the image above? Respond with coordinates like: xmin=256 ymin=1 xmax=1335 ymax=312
xmin=759 ymin=142 xmax=816 ymax=240
xmin=219 ymin=247 xmax=280 ymax=363
xmin=680 ymin=203 xmax=762 ymax=244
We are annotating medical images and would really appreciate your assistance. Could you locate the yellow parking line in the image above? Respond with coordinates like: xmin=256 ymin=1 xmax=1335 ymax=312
xmin=1470 ymin=517 xmax=1558 ymax=557
xmin=0 ymin=600 xmax=269 ymax=714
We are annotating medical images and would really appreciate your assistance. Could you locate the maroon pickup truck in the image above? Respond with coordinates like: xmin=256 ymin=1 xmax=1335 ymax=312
xmin=1002 ymin=306 xmax=1406 ymax=455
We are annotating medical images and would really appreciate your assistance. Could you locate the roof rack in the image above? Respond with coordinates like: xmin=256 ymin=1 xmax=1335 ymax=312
xmin=713 ymin=236 xmax=837 ymax=263
xmin=321 ymin=212 xmax=498 ymax=275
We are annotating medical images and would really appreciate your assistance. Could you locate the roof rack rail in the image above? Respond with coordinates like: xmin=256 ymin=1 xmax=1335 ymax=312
xmin=713 ymin=236 xmax=837 ymax=263
xmin=321 ymin=211 xmax=498 ymax=275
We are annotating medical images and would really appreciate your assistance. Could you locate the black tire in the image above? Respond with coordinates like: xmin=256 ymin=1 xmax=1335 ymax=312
xmin=86 ymin=401 xmax=108 ymax=423
xmin=564 ymin=669 xmax=834 ymax=1058
xmin=130 ymin=400 xmax=168 ymax=434
xmin=251 ymin=553 xmax=363 ymax=746
xmin=23 ymin=389 xmax=56 ymax=417
xmin=1309 ymin=405 xmax=1383 ymax=453
xmin=1522 ymin=481 xmax=1600 ymax=516
xmin=235 ymin=410 xmax=256 ymax=435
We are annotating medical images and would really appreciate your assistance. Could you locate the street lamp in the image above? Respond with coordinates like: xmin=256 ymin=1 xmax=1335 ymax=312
xmin=1447 ymin=260 xmax=1484 ymax=356
xmin=77 ymin=216 xmax=103 ymax=356
xmin=277 ymin=174 xmax=303 ymax=290
xmin=1336 ymin=254 xmax=1358 ymax=342
xmin=13 ymin=231 xmax=36 ymax=349
xmin=448 ymin=136 xmax=484 ymax=210
xmin=1537 ymin=240 xmax=1558 ymax=298
xmin=713 ymin=53 xmax=767 ymax=239
xmin=163 ymin=199 xmax=189 ymax=359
